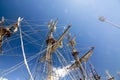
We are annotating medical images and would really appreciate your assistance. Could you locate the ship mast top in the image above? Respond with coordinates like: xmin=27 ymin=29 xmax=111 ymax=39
xmin=105 ymin=70 xmax=114 ymax=80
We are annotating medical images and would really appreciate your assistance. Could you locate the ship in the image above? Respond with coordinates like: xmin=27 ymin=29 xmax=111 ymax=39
xmin=0 ymin=17 xmax=117 ymax=80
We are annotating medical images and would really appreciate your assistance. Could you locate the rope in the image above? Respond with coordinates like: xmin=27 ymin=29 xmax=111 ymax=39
xmin=19 ymin=26 xmax=34 ymax=80
xmin=0 ymin=49 xmax=46 ymax=77
xmin=56 ymin=50 xmax=75 ymax=80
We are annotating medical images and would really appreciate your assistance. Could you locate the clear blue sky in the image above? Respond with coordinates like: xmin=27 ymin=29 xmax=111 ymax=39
xmin=0 ymin=0 xmax=120 ymax=80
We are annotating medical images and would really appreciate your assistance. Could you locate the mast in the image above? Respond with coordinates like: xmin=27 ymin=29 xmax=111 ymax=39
xmin=47 ymin=54 xmax=53 ymax=80
xmin=117 ymin=72 xmax=120 ymax=79
xmin=46 ymin=19 xmax=57 ymax=80
xmin=105 ymin=70 xmax=114 ymax=80
xmin=0 ymin=16 xmax=23 ymax=53
xmin=89 ymin=63 xmax=101 ymax=80
xmin=67 ymin=35 xmax=86 ymax=80
xmin=73 ymin=48 xmax=86 ymax=80
xmin=0 ymin=16 xmax=5 ymax=53
xmin=67 ymin=33 xmax=95 ymax=80
xmin=39 ymin=19 xmax=71 ymax=80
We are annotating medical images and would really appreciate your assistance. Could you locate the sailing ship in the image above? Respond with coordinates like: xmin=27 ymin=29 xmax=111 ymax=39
xmin=0 ymin=17 xmax=116 ymax=80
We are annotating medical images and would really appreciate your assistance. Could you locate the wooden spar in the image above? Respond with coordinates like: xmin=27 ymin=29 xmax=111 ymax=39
xmin=0 ymin=17 xmax=23 ymax=54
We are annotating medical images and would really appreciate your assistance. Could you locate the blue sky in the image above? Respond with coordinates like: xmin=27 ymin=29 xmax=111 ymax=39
xmin=0 ymin=0 xmax=120 ymax=80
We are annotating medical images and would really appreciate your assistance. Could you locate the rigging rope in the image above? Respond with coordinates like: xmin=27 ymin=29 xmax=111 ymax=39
xmin=56 ymin=50 xmax=75 ymax=80
xmin=0 ymin=49 xmax=46 ymax=77
xmin=1 ymin=49 xmax=46 ymax=77
xmin=0 ymin=18 xmax=78 ymax=80
xmin=19 ymin=26 xmax=34 ymax=80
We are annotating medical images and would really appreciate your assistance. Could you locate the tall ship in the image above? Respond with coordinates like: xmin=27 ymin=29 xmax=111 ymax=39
xmin=0 ymin=17 xmax=116 ymax=80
